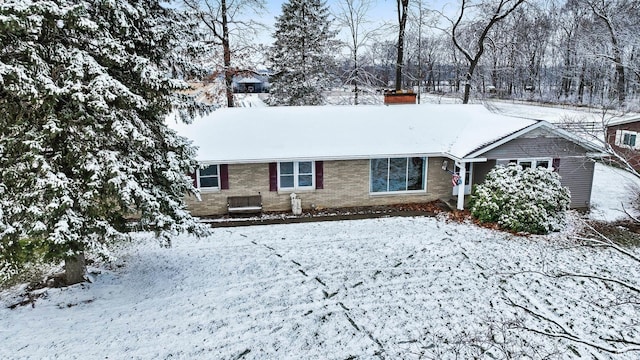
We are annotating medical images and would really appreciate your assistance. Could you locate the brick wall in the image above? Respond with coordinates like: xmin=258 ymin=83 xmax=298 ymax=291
xmin=606 ymin=122 xmax=640 ymax=172
xmin=185 ymin=157 xmax=454 ymax=216
xmin=383 ymin=93 xmax=417 ymax=105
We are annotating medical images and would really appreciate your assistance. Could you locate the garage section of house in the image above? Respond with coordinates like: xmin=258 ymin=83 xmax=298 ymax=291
xmin=167 ymin=104 xmax=605 ymax=216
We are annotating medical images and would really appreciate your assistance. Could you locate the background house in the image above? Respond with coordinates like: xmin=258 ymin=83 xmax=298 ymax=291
xmin=168 ymin=105 xmax=604 ymax=216
xmin=606 ymin=115 xmax=640 ymax=171
xmin=233 ymin=76 xmax=268 ymax=93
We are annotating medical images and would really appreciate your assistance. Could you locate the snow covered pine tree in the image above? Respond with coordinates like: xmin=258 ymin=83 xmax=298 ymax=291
xmin=0 ymin=0 xmax=212 ymax=284
xmin=268 ymin=0 xmax=338 ymax=106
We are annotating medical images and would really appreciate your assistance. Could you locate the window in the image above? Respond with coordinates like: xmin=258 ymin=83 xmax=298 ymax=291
xmin=278 ymin=161 xmax=314 ymax=190
xmin=615 ymin=130 xmax=639 ymax=149
xmin=197 ymin=164 xmax=219 ymax=189
xmin=623 ymin=132 xmax=637 ymax=147
xmin=517 ymin=159 xmax=551 ymax=170
xmin=370 ymin=157 xmax=426 ymax=193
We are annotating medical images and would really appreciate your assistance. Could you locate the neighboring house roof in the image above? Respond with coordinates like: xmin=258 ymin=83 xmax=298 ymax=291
xmin=167 ymin=104 xmax=596 ymax=164
xmin=606 ymin=114 xmax=640 ymax=127
xmin=237 ymin=77 xmax=263 ymax=84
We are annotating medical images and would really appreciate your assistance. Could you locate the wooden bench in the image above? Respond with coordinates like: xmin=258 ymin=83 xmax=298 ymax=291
xmin=227 ymin=195 xmax=263 ymax=214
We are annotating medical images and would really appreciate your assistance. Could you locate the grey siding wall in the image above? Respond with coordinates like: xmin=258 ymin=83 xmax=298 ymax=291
xmin=557 ymin=157 xmax=595 ymax=209
xmin=472 ymin=160 xmax=496 ymax=185
xmin=475 ymin=137 xmax=594 ymax=209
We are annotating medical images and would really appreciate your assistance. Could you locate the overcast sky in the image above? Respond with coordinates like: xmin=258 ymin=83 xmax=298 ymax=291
xmin=256 ymin=0 xmax=456 ymax=44
xmin=264 ymin=0 xmax=455 ymax=23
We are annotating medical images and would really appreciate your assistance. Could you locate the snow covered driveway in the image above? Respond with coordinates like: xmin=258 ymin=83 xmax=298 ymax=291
xmin=1 ymin=216 xmax=638 ymax=359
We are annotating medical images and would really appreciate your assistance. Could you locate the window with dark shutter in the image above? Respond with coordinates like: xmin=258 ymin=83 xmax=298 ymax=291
xmin=552 ymin=158 xmax=560 ymax=172
xmin=197 ymin=165 xmax=219 ymax=189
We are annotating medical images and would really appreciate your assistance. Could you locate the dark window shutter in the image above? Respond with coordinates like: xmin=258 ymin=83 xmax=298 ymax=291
xmin=269 ymin=162 xmax=278 ymax=191
xmin=552 ymin=158 xmax=560 ymax=172
xmin=315 ymin=161 xmax=324 ymax=189
xmin=220 ymin=164 xmax=229 ymax=190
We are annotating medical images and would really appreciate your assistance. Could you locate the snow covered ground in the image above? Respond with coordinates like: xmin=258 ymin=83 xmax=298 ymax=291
xmin=1 ymin=163 xmax=639 ymax=359
xmin=590 ymin=162 xmax=640 ymax=222
xmin=235 ymin=94 xmax=267 ymax=108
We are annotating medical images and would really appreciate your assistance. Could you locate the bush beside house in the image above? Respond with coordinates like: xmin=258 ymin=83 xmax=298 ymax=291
xmin=470 ymin=164 xmax=571 ymax=234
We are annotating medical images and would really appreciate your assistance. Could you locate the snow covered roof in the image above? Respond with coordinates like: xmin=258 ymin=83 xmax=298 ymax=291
xmin=167 ymin=104 xmax=542 ymax=164
xmin=236 ymin=77 xmax=263 ymax=84
xmin=606 ymin=113 xmax=640 ymax=127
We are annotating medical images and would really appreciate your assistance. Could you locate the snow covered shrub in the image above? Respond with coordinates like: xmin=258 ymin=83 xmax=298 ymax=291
xmin=469 ymin=164 xmax=571 ymax=234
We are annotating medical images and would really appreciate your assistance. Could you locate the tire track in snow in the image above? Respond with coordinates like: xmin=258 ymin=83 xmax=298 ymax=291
xmin=249 ymin=238 xmax=388 ymax=358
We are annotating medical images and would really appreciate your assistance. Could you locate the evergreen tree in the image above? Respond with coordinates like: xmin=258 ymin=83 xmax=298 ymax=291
xmin=268 ymin=0 xmax=338 ymax=106
xmin=0 ymin=0 xmax=212 ymax=284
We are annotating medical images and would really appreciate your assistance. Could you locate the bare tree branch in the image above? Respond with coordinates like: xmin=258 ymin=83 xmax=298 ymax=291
xmin=506 ymin=298 xmax=640 ymax=354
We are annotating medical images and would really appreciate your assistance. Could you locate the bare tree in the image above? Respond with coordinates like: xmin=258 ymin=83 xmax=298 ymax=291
xmin=406 ymin=0 xmax=437 ymax=103
xmin=542 ymin=0 xmax=640 ymax=108
xmin=582 ymin=0 xmax=629 ymax=106
xmin=367 ymin=38 xmax=397 ymax=88
xmin=181 ymin=0 xmax=266 ymax=107
xmin=334 ymin=0 xmax=380 ymax=105
xmin=443 ymin=0 xmax=525 ymax=104
xmin=507 ymin=218 xmax=640 ymax=354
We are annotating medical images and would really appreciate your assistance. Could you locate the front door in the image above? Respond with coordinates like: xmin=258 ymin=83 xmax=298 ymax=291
xmin=452 ymin=163 xmax=473 ymax=195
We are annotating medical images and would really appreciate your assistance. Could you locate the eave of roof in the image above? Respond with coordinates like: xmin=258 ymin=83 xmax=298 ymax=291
xmin=606 ymin=114 xmax=640 ymax=127
xmin=167 ymin=104 xmax=540 ymax=164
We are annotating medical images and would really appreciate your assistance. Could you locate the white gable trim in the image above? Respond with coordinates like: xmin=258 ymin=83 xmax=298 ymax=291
xmin=465 ymin=122 xmax=546 ymax=158
xmin=465 ymin=121 xmax=605 ymax=159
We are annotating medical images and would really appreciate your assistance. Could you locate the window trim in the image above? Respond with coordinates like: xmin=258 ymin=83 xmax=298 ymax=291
xmin=196 ymin=164 xmax=220 ymax=191
xmin=515 ymin=158 xmax=553 ymax=170
xmin=369 ymin=157 xmax=427 ymax=195
xmin=616 ymin=129 xmax=640 ymax=149
xmin=277 ymin=161 xmax=315 ymax=191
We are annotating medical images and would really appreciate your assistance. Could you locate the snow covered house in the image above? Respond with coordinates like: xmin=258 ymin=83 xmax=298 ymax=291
xmin=233 ymin=76 xmax=267 ymax=93
xmin=168 ymin=104 xmax=604 ymax=216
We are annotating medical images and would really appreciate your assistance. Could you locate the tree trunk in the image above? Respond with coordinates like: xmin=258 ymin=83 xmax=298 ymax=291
xmin=65 ymin=252 xmax=85 ymax=285
xmin=578 ymin=63 xmax=586 ymax=103
xmin=353 ymin=52 xmax=359 ymax=105
xmin=463 ymin=82 xmax=472 ymax=104
xmin=607 ymin=25 xmax=626 ymax=105
xmin=462 ymin=60 xmax=477 ymax=104
xmin=221 ymin=0 xmax=234 ymax=108
xmin=589 ymin=1 xmax=626 ymax=105
xmin=613 ymin=59 xmax=626 ymax=105
xmin=395 ymin=0 xmax=409 ymax=91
